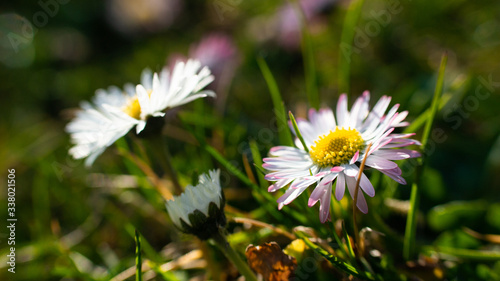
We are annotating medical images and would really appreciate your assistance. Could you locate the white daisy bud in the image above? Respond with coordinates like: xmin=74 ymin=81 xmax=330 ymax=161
xmin=165 ymin=170 xmax=226 ymax=240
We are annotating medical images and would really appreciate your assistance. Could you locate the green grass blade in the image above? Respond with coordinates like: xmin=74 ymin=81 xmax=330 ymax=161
xmin=249 ymin=139 xmax=267 ymax=188
xmin=299 ymin=11 xmax=319 ymax=109
xmin=421 ymin=53 xmax=448 ymax=149
xmin=422 ymin=246 xmax=500 ymax=261
xmin=342 ymin=221 xmax=356 ymax=260
xmin=205 ymin=145 xmax=257 ymax=189
xmin=338 ymin=0 xmax=365 ymax=95
xmin=290 ymin=1 xmax=319 ymax=109
xmin=295 ymin=231 xmax=375 ymax=280
xmin=289 ymin=111 xmax=308 ymax=152
xmin=302 ymin=29 xmax=319 ymax=110
xmin=403 ymin=53 xmax=448 ymax=260
xmin=403 ymin=182 xmax=420 ymax=260
xmin=135 ymin=229 xmax=143 ymax=281
xmin=256 ymin=57 xmax=294 ymax=146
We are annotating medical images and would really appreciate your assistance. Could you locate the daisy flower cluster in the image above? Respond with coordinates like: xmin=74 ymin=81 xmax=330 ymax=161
xmin=263 ymin=91 xmax=421 ymax=223
xmin=66 ymin=59 xmax=214 ymax=166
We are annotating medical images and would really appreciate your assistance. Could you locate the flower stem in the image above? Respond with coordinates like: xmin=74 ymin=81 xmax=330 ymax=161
xmin=211 ymin=231 xmax=258 ymax=281
xmin=150 ymin=135 xmax=183 ymax=194
xmin=352 ymin=143 xmax=372 ymax=257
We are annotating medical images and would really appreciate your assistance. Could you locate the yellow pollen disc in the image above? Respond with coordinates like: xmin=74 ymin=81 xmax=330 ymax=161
xmin=122 ymin=90 xmax=152 ymax=119
xmin=122 ymin=97 xmax=141 ymax=119
xmin=309 ymin=127 xmax=365 ymax=167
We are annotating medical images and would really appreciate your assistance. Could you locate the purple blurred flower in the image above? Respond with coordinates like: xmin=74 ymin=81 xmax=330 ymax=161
xmin=189 ymin=33 xmax=239 ymax=78
xmin=166 ymin=33 xmax=239 ymax=112
xmin=275 ymin=0 xmax=336 ymax=49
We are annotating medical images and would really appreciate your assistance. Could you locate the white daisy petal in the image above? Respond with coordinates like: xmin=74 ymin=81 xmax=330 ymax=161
xmin=309 ymin=173 xmax=337 ymax=207
xmin=319 ymin=183 xmax=333 ymax=223
xmin=335 ymin=172 xmax=346 ymax=201
xmin=336 ymin=94 xmax=349 ymax=128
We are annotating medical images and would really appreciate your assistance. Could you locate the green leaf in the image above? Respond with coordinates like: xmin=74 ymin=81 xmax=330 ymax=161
xmin=148 ymin=262 xmax=180 ymax=281
xmin=338 ymin=0 xmax=365 ymax=94
xmin=295 ymin=231 xmax=375 ymax=280
xmin=434 ymin=230 xmax=481 ymax=249
xmin=487 ymin=203 xmax=500 ymax=230
xmin=422 ymin=246 xmax=500 ymax=261
xmin=256 ymin=57 xmax=294 ymax=146
xmin=427 ymin=201 xmax=487 ymax=231
xmin=420 ymin=167 xmax=446 ymax=201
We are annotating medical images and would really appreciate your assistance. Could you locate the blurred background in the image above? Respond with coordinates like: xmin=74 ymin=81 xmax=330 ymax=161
xmin=1 ymin=0 xmax=500 ymax=280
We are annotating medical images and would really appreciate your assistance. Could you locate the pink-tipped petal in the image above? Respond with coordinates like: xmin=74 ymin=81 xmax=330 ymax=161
xmin=350 ymin=150 xmax=360 ymax=164
xmin=308 ymin=173 xmax=337 ymax=206
xmin=335 ymin=172 xmax=346 ymax=201
xmin=319 ymin=184 xmax=332 ymax=223
xmin=330 ymin=166 xmax=344 ymax=173
xmin=291 ymin=179 xmax=317 ymax=189
xmin=359 ymin=172 xmax=375 ymax=197
xmin=277 ymin=185 xmax=309 ymax=205
xmin=268 ymin=178 xmax=293 ymax=192
xmin=356 ymin=191 xmax=369 ymax=214
xmin=379 ymin=168 xmax=406 ymax=185
xmin=365 ymin=156 xmax=398 ymax=170
xmin=372 ymin=149 xmax=421 ymax=160
xmin=308 ymin=184 xmax=327 ymax=207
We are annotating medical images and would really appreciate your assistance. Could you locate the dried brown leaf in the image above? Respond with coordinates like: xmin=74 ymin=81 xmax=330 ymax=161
xmin=245 ymin=242 xmax=297 ymax=281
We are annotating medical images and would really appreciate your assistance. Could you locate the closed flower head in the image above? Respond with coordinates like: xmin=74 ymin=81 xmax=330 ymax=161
xmin=165 ymin=170 xmax=226 ymax=240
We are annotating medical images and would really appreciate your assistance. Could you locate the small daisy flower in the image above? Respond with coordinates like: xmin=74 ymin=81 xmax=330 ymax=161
xmin=165 ymin=170 xmax=226 ymax=240
xmin=66 ymin=59 xmax=215 ymax=166
xmin=263 ymin=91 xmax=421 ymax=223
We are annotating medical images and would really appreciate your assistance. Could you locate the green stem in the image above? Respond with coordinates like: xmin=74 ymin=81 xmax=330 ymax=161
xmin=135 ymin=229 xmax=143 ymax=281
xmin=352 ymin=143 xmax=372 ymax=257
xmin=211 ymin=231 xmax=258 ymax=281
xmin=403 ymin=53 xmax=447 ymax=260
xmin=150 ymin=136 xmax=183 ymax=194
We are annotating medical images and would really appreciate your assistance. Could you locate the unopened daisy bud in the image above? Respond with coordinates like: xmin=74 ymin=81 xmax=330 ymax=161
xmin=165 ymin=170 xmax=226 ymax=240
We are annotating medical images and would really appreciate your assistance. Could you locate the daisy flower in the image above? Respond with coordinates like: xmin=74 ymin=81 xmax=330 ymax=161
xmin=165 ymin=170 xmax=226 ymax=240
xmin=263 ymin=91 xmax=421 ymax=223
xmin=66 ymin=59 xmax=214 ymax=166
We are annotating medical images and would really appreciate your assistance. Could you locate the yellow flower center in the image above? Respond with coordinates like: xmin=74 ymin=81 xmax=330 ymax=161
xmin=122 ymin=90 xmax=152 ymax=119
xmin=122 ymin=96 xmax=141 ymax=119
xmin=309 ymin=127 xmax=365 ymax=167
